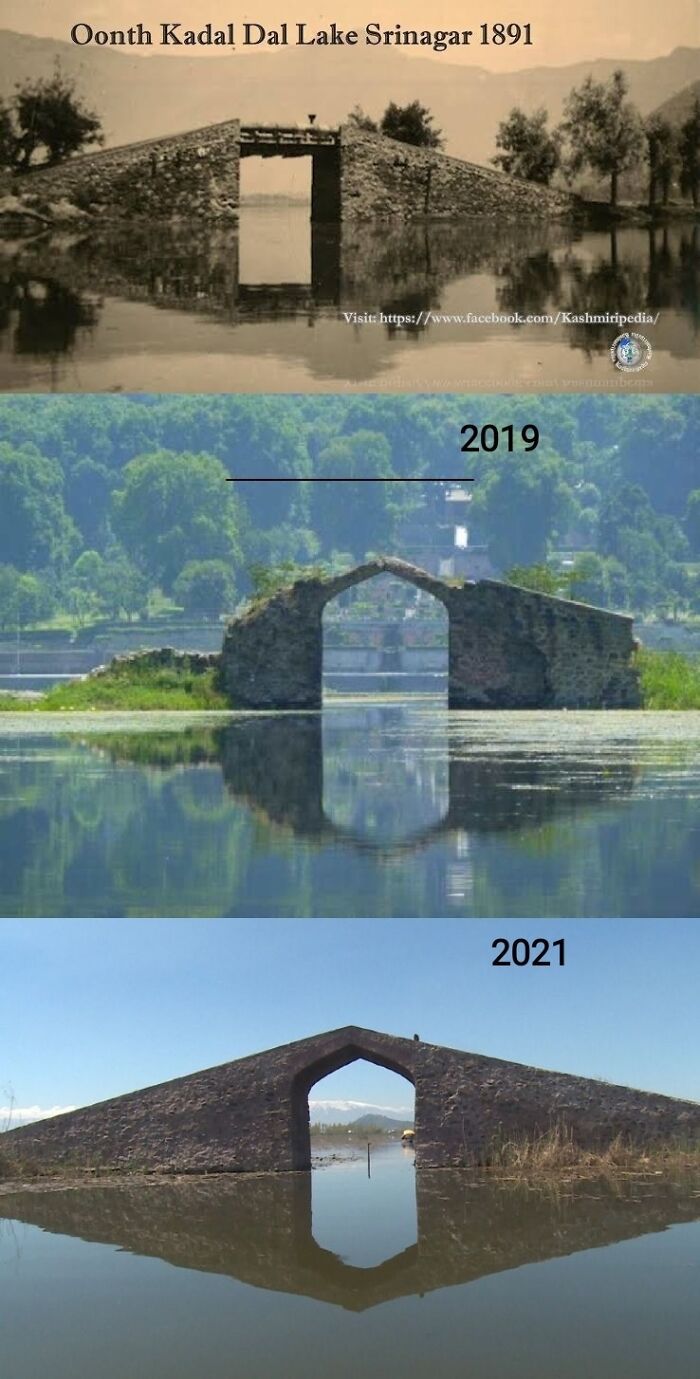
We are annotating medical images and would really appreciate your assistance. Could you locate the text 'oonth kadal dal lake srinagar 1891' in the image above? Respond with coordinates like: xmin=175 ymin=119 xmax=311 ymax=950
xmin=1 ymin=3 xmax=699 ymax=392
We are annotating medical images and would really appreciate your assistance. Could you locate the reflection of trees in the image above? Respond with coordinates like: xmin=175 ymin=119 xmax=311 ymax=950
xmin=2 ymin=218 xmax=697 ymax=360
xmin=495 ymin=250 xmax=563 ymax=318
xmin=646 ymin=225 xmax=700 ymax=326
xmin=2 ymin=1173 xmax=698 ymax=1312
xmin=0 ymin=273 xmax=99 ymax=358
xmin=493 ymin=225 xmax=700 ymax=354
xmin=0 ymin=719 xmax=698 ymax=917
xmin=677 ymin=224 xmax=700 ymax=329
xmin=564 ymin=239 xmax=649 ymax=354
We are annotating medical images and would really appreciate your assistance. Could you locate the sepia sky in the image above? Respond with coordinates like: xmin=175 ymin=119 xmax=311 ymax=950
xmin=4 ymin=0 xmax=698 ymax=69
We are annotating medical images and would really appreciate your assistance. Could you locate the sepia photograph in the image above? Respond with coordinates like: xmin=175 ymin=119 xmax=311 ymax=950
xmin=0 ymin=1 xmax=698 ymax=391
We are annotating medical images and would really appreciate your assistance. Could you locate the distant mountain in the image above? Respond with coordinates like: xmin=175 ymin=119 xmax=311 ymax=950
xmin=651 ymin=78 xmax=700 ymax=125
xmin=350 ymin=1113 xmax=412 ymax=1130
xmin=1 ymin=31 xmax=698 ymax=167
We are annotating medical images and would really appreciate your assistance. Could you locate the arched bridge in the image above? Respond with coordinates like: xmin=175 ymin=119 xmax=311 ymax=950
xmin=6 ymin=1026 xmax=698 ymax=1175
xmin=20 ymin=120 xmax=575 ymax=222
xmin=221 ymin=557 xmax=640 ymax=709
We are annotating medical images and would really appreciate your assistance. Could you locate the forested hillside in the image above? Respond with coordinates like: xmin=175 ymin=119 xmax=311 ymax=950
xmin=0 ymin=394 xmax=697 ymax=627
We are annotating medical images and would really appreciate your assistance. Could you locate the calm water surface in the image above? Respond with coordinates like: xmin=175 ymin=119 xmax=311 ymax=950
xmin=1 ymin=1150 xmax=699 ymax=1379
xmin=0 ymin=701 xmax=698 ymax=917
xmin=0 ymin=209 xmax=697 ymax=391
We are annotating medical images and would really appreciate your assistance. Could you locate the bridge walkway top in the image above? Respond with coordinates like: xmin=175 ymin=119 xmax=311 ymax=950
xmin=240 ymin=125 xmax=340 ymax=157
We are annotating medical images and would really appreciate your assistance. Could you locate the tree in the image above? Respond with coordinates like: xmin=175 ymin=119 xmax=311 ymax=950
xmin=678 ymin=98 xmax=700 ymax=208
xmin=684 ymin=490 xmax=700 ymax=556
xmin=248 ymin=561 xmax=331 ymax=599
xmin=94 ymin=550 xmax=149 ymax=621
xmin=346 ymin=105 xmax=378 ymax=132
xmin=645 ymin=115 xmax=677 ymax=208
xmin=173 ymin=560 xmax=237 ymax=617
xmin=65 ymin=459 xmax=113 ymax=548
xmin=0 ymin=442 xmax=78 ymax=575
xmin=310 ymin=432 xmax=417 ymax=556
xmin=111 ymin=451 xmax=243 ymax=591
xmin=492 ymin=108 xmax=560 ymax=185
xmin=380 ymin=101 xmax=443 ymax=149
xmin=559 ymin=70 xmax=645 ymax=207
xmin=11 ymin=67 xmax=103 ymax=168
xmin=0 ymin=565 xmax=54 ymax=630
xmin=470 ymin=453 xmax=575 ymax=569
xmin=504 ymin=563 xmax=563 ymax=595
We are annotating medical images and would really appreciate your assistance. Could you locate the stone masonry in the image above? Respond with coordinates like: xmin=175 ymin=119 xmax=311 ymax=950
xmin=4 ymin=1027 xmax=698 ymax=1174
xmin=17 ymin=120 xmax=242 ymax=221
xmin=338 ymin=126 xmax=575 ymax=221
xmin=15 ymin=120 xmax=576 ymax=223
xmin=220 ymin=557 xmax=641 ymax=710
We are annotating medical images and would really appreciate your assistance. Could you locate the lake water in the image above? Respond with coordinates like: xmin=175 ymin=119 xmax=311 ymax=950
xmin=0 ymin=702 xmax=698 ymax=917
xmin=0 ymin=210 xmax=697 ymax=392
xmin=1 ymin=1149 xmax=699 ymax=1379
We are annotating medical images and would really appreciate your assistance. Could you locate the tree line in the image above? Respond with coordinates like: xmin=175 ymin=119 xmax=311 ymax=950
xmin=0 ymin=395 xmax=698 ymax=632
xmin=491 ymin=72 xmax=700 ymax=208
xmin=349 ymin=76 xmax=700 ymax=210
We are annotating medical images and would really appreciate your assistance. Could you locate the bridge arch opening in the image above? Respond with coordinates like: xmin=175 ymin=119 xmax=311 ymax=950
xmin=322 ymin=571 xmax=448 ymax=698
xmin=237 ymin=126 xmax=341 ymax=308
xmin=239 ymin=157 xmax=313 ymax=287
xmin=299 ymin=1052 xmax=416 ymax=1266
xmin=291 ymin=1041 xmax=416 ymax=1172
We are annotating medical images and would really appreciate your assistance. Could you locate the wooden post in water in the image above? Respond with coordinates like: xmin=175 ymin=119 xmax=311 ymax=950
xmin=367 ymin=1141 xmax=371 ymax=1178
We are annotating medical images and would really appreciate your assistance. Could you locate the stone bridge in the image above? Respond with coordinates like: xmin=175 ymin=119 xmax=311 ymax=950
xmin=221 ymin=557 xmax=640 ymax=709
xmin=18 ymin=121 xmax=575 ymax=222
xmin=2 ymin=1175 xmax=698 ymax=1311
xmin=5 ymin=1026 xmax=698 ymax=1175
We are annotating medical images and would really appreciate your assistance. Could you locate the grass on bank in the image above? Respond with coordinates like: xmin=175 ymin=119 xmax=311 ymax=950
xmin=0 ymin=665 xmax=228 ymax=711
xmin=0 ymin=647 xmax=699 ymax=713
xmin=636 ymin=648 xmax=700 ymax=710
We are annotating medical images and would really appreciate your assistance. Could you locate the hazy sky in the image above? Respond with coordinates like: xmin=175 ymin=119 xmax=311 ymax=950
xmin=5 ymin=0 xmax=697 ymax=68
xmin=1 ymin=918 xmax=698 ymax=1121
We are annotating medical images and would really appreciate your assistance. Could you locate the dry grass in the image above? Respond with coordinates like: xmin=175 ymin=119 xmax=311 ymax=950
xmin=478 ymin=1125 xmax=700 ymax=1177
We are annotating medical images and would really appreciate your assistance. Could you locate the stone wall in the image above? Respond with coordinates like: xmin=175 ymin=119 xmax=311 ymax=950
xmin=220 ymin=558 xmax=640 ymax=710
xmin=339 ymin=126 xmax=576 ymax=221
xmin=5 ymin=1026 xmax=698 ymax=1174
xmin=11 ymin=118 xmax=579 ymax=223
xmin=15 ymin=120 xmax=241 ymax=220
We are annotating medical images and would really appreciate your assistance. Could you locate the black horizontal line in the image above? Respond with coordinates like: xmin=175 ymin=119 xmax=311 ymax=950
xmin=225 ymin=477 xmax=475 ymax=483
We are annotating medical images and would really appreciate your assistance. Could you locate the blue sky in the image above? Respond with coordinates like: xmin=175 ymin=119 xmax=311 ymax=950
xmin=1 ymin=919 xmax=698 ymax=1122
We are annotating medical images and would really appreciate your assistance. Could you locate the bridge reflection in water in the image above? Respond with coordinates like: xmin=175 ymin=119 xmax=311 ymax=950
xmin=2 ymin=1171 xmax=698 ymax=1312
xmin=4 ymin=706 xmax=698 ymax=917
xmin=87 ymin=707 xmax=640 ymax=854
xmin=1 ymin=219 xmax=697 ymax=368
xmin=214 ymin=709 xmax=640 ymax=851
